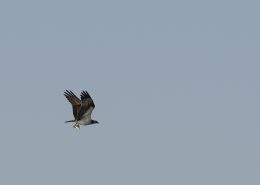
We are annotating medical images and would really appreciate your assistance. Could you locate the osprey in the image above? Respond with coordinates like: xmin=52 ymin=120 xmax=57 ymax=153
xmin=64 ymin=90 xmax=98 ymax=129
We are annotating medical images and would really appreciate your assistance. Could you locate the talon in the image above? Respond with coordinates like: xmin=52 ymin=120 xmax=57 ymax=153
xmin=73 ymin=123 xmax=80 ymax=129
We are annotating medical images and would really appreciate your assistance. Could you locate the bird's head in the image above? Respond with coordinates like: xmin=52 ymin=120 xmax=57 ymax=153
xmin=91 ymin=120 xmax=99 ymax=124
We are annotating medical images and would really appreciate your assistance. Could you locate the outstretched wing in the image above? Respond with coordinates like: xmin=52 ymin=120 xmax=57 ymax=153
xmin=76 ymin=90 xmax=95 ymax=120
xmin=64 ymin=90 xmax=81 ymax=119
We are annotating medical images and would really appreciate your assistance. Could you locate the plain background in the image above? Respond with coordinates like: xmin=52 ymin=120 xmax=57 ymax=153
xmin=0 ymin=0 xmax=260 ymax=184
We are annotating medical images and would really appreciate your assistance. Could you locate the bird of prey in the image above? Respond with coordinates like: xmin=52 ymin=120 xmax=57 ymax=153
xmin=64 ymin=90 xmax=98 ymax=129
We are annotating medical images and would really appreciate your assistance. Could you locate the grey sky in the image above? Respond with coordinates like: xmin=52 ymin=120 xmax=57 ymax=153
xmin=0 ymin=0 xmax=260 ymax=184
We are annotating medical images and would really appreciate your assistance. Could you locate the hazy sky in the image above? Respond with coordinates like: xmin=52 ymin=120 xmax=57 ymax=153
xmin=0 ymin=0 xmax=260 ymax=184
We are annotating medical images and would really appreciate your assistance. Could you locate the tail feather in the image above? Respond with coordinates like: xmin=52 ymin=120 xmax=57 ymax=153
xmin=65 ymin=120 xmax=75 ymax=123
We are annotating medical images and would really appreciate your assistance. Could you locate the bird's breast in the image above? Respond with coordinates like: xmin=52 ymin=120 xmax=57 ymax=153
xmin=78 ymin=116 xmax=91 ymax=125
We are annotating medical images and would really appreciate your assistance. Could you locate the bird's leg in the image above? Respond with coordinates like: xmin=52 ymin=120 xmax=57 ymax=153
xmin=73 ymin=122 xmax=80 ymax=129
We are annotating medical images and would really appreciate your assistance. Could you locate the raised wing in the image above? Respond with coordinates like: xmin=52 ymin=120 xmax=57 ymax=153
xmin=64 ymin=90 xmax=81 ymax=119
xmin=76 ymin=90 xmax=95 ymax=120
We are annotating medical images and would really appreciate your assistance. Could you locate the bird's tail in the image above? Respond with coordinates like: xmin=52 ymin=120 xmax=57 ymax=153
xmin=65 ymin=120 xmax=75 ymax=123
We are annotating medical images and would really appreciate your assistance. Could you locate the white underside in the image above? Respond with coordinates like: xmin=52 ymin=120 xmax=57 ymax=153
xmin=77 ymin=115 xmax=91 ymax=125
xmin=72 ymin=107 xmax=94 ymax=128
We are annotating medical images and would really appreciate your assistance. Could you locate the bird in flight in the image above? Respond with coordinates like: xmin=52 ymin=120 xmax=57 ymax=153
xmin=64 ymin=90 xmax=98 ymax=129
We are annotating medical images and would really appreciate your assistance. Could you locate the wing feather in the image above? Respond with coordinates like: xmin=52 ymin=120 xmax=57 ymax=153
xmin=64 ymin=90 xmax=81 ymax=119
xmin=76 ymin=90 xmax=95 ymax=120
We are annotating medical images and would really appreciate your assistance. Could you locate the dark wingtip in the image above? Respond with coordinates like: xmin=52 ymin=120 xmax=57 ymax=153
xmin=80 ymin=90 xmax=90 ymax=100
xmin=64 ymin=90 xmax=76 ymax=98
